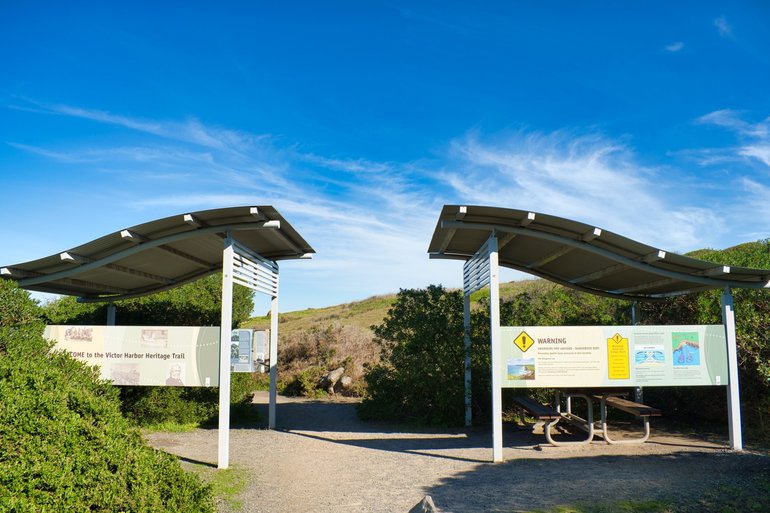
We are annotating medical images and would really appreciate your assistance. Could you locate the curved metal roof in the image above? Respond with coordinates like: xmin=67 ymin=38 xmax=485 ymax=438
xmin=429 ymin=205 xmax=770 ymax=301
xmin=1 ymin=206 xmax=314 ymax=302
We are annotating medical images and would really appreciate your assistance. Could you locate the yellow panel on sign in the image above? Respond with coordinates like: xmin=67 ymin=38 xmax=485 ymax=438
xmin=513 ymin=331 xmax=535 ymax=352
xmin=607 ymin=333 xmax=630 ymax=379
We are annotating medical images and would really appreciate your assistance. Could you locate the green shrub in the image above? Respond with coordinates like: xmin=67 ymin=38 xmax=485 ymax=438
xmin=120 ymin=372 xmax=261 ymax=428
xmin=43 ymin=274 xmax=254 ymax=328
xmin=281 ymin=366 xmax=327 ymax=398
xmin=360 ymin=285 xmax=466 ymax=425
xmin=638 ymin=241 xmax=770 ymax=439
xmin=0 ymin=279 xmax=42 ymax=327
xmin=0 ymin=323 xmax=214 ymax=511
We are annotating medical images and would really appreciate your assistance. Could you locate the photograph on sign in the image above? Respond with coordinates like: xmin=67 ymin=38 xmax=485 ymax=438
xmin=44 ymin=325 xmax=221 ymax=387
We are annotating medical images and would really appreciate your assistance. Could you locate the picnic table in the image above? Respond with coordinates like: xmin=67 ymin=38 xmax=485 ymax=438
xmin=512 ymin=388 xmax=661 ymax=446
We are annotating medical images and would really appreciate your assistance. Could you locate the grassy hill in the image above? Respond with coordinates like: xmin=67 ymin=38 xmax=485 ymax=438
xmin=243 ymin=279 xmax=553 ymax=336
xmin=240 ymin=279 xmax=553 ymax=396
xmin=243 ymin=294 xmax=397 ymax=334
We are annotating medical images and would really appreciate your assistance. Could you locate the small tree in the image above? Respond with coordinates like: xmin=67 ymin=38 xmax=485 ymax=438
xmin=359 ymin=285 xmax=466 ymax=425
xmin=44 ymin=273 xmax=254 ymax=328
xmin=0 ymin=278 xmax=41 ymax=328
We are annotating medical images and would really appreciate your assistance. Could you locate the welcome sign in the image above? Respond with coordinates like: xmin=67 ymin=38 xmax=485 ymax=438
xmin=501 ymin=325 xmax=728 ymax=388
xmin=44 ymin=325 xmax=221 ymax=387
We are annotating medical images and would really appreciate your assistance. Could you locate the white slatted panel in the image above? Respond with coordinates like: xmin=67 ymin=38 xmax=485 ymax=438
xmin=232 ymin=239 xmax=278 ymax=297
xmin=463 ymin=236 xmax=494 ymax=295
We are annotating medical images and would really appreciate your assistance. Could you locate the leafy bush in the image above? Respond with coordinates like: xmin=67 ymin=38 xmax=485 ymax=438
xmin=360 ymin=285 xmax=466 ymax=425
xmin=120 ymin=372 xmax=260 ymax=428
xmin=44 ymin=273 xmax=254 ymax=328
xmin=0 ymin=279 xmax=41 ymax=328
xmin=281 ymin=366 xmax=327 ymax=397
xmin=0 ymin=281 xmax=214 ymax=512
xmin=640 ymin=240 xmax=770 ymax=435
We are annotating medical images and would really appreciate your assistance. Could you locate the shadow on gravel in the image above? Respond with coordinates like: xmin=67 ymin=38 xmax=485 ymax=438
xmin=424 ymin=451 xmax=770 ymax=513
xmin=286 ymin=430 xmax=491 ymax=463
xmin=249 ymin=398 xmax=641 ymax=464
xmin=252 ymin=398 xmax=424 ymax=433
xmin=176 ymin=455 xmax=217 ymax=468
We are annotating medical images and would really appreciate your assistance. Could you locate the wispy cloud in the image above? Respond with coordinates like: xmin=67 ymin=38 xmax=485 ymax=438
xmin=697 ymin=109 xmax=769 ymax=138
xmin=441 ymin=130 xmax=722 ymax=252
xmin=714 ymin=16 xmax=732 ymax=38
xmin=666 ymin=41 xmax=684 ymax=53
xmin=740 ymin=145 xmax=770 ymax=168
xmin=6 ymin=142 xmax=87 ymax=162
xmin=14 ymin=100 xmax=268 ymax=157
xmin=7 ymin=141 xmax=217 ymax=167
xmin=696 ymin=109 xmax=770 ymax=169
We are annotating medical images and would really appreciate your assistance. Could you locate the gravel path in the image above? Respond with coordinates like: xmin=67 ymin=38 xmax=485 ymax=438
xmin=144 ymin=392 xmax=770 ymax=513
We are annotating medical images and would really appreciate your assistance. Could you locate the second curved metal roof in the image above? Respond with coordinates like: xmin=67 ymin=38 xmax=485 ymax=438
xmin=429 ymin=205 xmax=770 ymax=301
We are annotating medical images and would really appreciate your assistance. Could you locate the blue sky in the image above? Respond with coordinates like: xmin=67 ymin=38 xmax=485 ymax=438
xmin=2 ymin=2 xmax=770 ymax=313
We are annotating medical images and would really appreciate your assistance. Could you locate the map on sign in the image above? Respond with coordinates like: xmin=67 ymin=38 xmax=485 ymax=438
xmin=500 ymin=325 xmax=728 ymax=388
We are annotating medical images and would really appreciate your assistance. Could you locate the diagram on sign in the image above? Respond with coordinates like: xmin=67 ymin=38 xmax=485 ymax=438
xmin=635 ymin=344 xmax=665 ymax=366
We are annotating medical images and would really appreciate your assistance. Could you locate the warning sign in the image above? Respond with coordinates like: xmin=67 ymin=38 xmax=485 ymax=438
xmin=514 ymin=331 xmax=535 ymax=352
xmin=607 ymin=333 xmax=630 ymax=379
xmin=500 ymin=325 xmax=728 ymax=388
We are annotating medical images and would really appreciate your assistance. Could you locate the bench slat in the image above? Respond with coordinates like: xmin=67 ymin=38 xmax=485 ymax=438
xmin=512 ymin=396 xmax=561 ymax=420
xmin=595 ymin=395 xmax=661 ymax=417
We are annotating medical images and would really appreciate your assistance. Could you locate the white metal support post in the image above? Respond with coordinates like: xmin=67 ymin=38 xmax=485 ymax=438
xmin=463 ymin=292 xmax=472 ymax=427
xmin=488 ymin=235 xmax=503 ymax=463
xmin=462 ymin=233 xmax=502 ymax=462
xmin=721 ymin=287 xmax=743 ymax=451
xmin=269 ymin=288 xmax=279 ymax=429
xmin=227 ymin=238 xmax=280 ymax=430
xmin=631 ymin=301 xmax=643 ymax=403
xmin=218 ymin=234 xmax=234 ymax=469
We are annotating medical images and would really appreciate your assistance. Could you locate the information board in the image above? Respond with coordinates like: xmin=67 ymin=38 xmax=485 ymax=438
xmin=44 ymin=325 xmax=221 ymax=387
xmin=501 ymin=325 xmax=728 ymax=388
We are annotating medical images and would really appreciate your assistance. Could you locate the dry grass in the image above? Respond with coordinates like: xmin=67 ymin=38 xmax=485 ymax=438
xmin=240 ymin=281 xmax=551 ymax=396
xmin=242 ymin=294 xmax=397 ymax=395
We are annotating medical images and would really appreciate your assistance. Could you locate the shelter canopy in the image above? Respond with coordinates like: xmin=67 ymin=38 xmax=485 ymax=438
xmin=429 ymin=205 xmax=770 ymax=301
xmin=1 ymin=206 xmax=314 ymax=302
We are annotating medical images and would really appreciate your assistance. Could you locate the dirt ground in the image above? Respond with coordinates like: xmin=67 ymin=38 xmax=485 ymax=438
xmin=144 ymin=392 xmax=770 ymax=513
